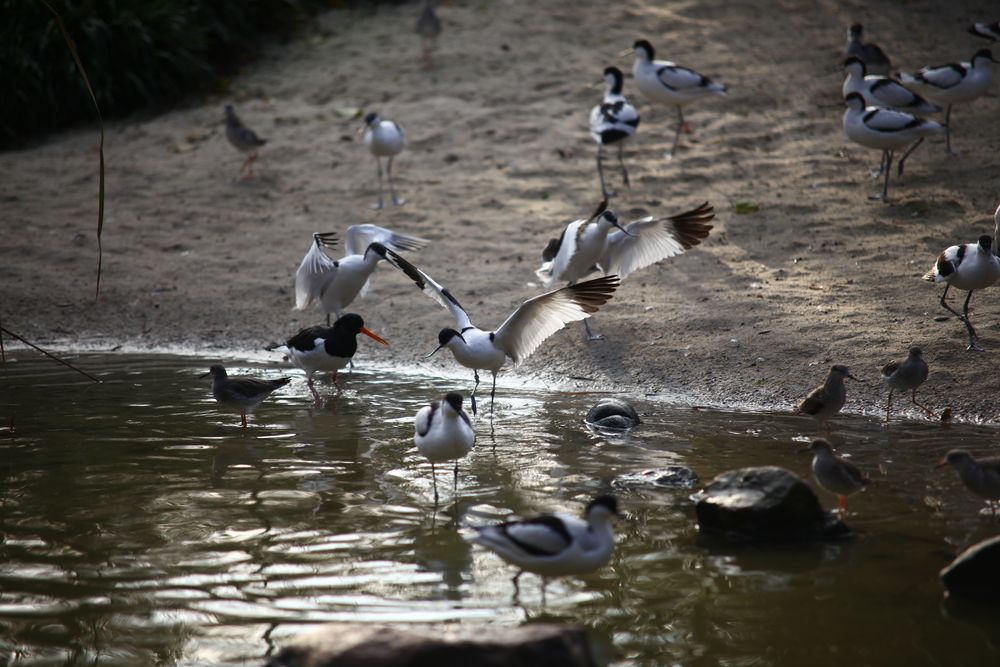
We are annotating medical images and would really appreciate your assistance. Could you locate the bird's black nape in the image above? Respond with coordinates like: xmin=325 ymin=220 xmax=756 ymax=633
xmin=587 ymin=495 xmax=619 ymax=516
xmin=978 ymin=235 xmax=993 ymax=250
xmin=364 ymin=112 xmax=378 ymax=126
xmin=366 ymin=241 xmax=388 ymax=259
xmin=444 ymin=393 xmax=464 ymax=412
xmin=633 ymin=39 xmax=654 ymax=60
xmin=438 ymin=328 xmax=464 ymax=346
xmin=603 ymin=66 xmax=624 ymax=94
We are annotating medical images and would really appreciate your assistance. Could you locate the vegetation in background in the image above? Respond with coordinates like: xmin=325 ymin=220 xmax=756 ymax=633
xmin=0 ymin=0 xmax=335 ymax=148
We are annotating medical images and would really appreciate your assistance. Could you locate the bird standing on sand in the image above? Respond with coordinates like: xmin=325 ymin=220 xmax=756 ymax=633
xmin=795 ymin=364 xmax=862 ymax=434
xmin=536 ymin=199 xmax=713 ymax=340
xmin=844 ymin=23 xmax=892 ymax=76
xmin=363 ymin=113 xmax=406 ymax=209
xmin=802 ymin=439 xmax=869 ymax=516
xmin=923 ymin=234 xmax=1000 ymax=351
xmin=842 ymin=57 xmax=939 ymax=116
xmin=969 ymin=21 xmax=1000 ymax=42
xmin=842 ymin=92 xmax=943 ymax=202
xmin=881 ymin=346 xmax=933 ymax=422
xmin=414 ymin=393 xmax=475 ymax=503
xmin=385 ymin=252 xmax=619 ymax=416
xmin=898 ymin=49 xmax=997 ymax=155
xmin=224 ymin=104 xmax=267 ymax=179
xmin=269 ymin=314 xmax=389 ymax=403
xmin=203 ymin=365 xmax=289 ymax=432
xmin=294 ymin=225 xmax=428 ymax=325
xmin=468 ymin=495 xmax=620 ymax=606
xmin=936 ymin=450 xmax=1000 ymax=517
xmin=590 ymin=66 xmax=640 ymax=198
xmin=629 ymin=39 xmax=726 ymax=158
xmin=415 ymin=0 xmax=442 ymax=68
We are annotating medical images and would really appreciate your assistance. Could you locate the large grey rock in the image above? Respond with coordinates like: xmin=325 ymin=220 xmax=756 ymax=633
xmin=614 ymin=466 xmax=700 ymax=491
xmin=940 ymin=535 xmax=1000 ymax=601
xmin=693 ymin=466 xmax=849 ymax=542
xmin=265 ymin=623 xmax=598 ymax=667
xmin=584 ymin=398 xmax=641 ymax=430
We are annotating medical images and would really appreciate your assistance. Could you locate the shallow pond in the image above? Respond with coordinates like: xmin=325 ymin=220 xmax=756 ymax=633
xmin=1 ymin=352 xmax=999 ymax=666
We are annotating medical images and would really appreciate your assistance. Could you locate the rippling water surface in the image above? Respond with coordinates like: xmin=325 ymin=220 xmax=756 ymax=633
xmin=2 ymin=352 xmax=999 ymax=666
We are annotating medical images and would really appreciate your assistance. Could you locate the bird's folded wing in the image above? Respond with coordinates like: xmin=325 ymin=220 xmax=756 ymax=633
xmin=915 ymin=64 xmax=965 ymax=89
xmin=494 ymin=275 xmax=619 ymax=364
xmin=657 ymin=64 xmax=708 ymax=91
xmin=498 ymin=516 xmax=573 ymax=556
xmin=295 ymin=238 xmax=339 ymax=310
xmin=862 ymin=107 xmax=924 ymax=132
xmin=602 ymin=202 xmax=713 ymax=278
xmin=346 ymin=223 xmax=428 ymax=256
xmin=381 ymin=249 xmax=473 ymax=330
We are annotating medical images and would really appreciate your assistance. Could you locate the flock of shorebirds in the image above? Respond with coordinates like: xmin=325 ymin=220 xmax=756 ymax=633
xmin=207 ymin=7 xmax=1000 ymax=603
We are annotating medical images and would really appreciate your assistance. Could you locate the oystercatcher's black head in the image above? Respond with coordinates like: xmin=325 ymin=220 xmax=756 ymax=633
xmin=335 ymin=313 xmax=366 ymax=333
xmin=632 ymin=39 xmax=654 ymax=60
xmin=364 ymin=112 xmax=379 ymax=126
xmin=978 ymin=235 xmax=993 ymax=251
xmin=444 ymin=393 xmax=464 ymax=413
xmin=427 ymin=328 xmax=466 ymax=357
xmin=586 ymin=495 xmax=621 ymax=518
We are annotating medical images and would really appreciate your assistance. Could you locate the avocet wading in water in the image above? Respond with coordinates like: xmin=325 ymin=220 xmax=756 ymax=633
xmin=842 ymin=92 xmax=943 ymax=202
xmin=268 ymin=313 xmax=389 ymax=403
xmin=898 ymin=49 xmax=998 ymax=155
xmin=843 ymin=23 xmax=892 ymax=76
xmin=224 ymin=104 xmax=267 ymax=179
xmin=924 ymin=229 xmax=1000 ymax=352
xmin=363 ymin=112 xmax=406 ymax=209
xmin=537 ymin=199 xmax=713 ymax=339
xmin=628 ymin=39 xmax=726 ymax=158
xmin=294 ymin=225 xmax=428 ymax=325
xmin=468 ymin=495 xmax=621 ymax=606
xmin=414 ymin=392 xmax=475 ymax=503
xmin=590 ymin=66 xmax=639 ymax=198
xmin=385 ymin=252 xmax=619 ymax=416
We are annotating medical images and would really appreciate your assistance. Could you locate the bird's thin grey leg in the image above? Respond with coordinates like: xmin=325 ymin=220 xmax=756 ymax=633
xmin=431 ymin=462 xmax=438 ymax=504
xmin=371 ymin=157 xmax=385 ymax=210
xmin=897 ymin=137 xmax=924 ymax=177
xmin=962 ymin=290 xmax=984 ymax=351
xmin=667 ymin=106 xmax=684 ymax=158
xmin=870 ymin=150 xmax=893 ymax=201
xmin=387 ymin=156 xmax=405 ymax=206
xmin=511 ymin=571 xmax=522 ymax=603
xmin=453 ymin=460 xmax=459 ymax=497
xmin=489 ymin=371 xmax=498 ymax=420
xmin=944 ymin=104 xmax=956 ymax=156
xmin=470 ymin=370 xmax=481 ymax=416
xmin=869 ymin=150 xmax=887 ymax=179
xmin=617 ymin=142 xmax=630 ymax=189
xmin=885 ymin=388 xmax=893 ymax=423
xmin=583 ymin=317 xmax=602 ymax=341
xmin=911 ymin=389 xmax=936 ymax=417
xmin=597 ymin=145 xmax=614 ymax=199
xmin=541 ymin=577 xmax=548 ymax=609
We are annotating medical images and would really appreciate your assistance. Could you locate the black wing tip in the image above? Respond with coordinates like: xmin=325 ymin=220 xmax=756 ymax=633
xmin=570 ymin=275 xmax=620 ymax=312
xmin=670 ymin=201 xmax=715 ymax=248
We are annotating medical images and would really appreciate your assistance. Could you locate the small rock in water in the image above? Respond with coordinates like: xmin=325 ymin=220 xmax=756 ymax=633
xmin=264 ymin=622 xmax=598 ymax=667
xmin=940 ymin=535 xmax=1000 ymax=602
xmin=614 ymin=466 xmax=700 ymax=491
xmin=692 ymin=466 xmax=849 ymax=542
xmin=585 ymin=398 xmax=642 ymax=430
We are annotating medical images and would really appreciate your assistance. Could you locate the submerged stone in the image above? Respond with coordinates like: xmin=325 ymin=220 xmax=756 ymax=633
xmin=940 ymin=535 xmax=1000 ymax=602
xmin=614 ymin=466 xmax=700 ymax=490
xmin=264 ymin=622 xmax=599 ymax=667
xmin=585 ymin=398 xmax=641 ymax=430
xmin=693 ymin=466 xmax=849 ymax=542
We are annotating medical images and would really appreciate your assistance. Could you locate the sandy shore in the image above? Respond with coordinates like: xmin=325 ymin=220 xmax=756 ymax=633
xmin=2 ymin=0 xmax=1000 ymax=422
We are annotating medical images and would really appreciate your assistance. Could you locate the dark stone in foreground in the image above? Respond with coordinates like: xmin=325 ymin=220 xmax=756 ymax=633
xmin=585 ymin=398 xmax=641 ymax=430
xmin=941 ymin=535 xmax=1000 ymax=601
xmin=614 ymin=466 xmax=700 ymax=490
xmin=265 ymin=623 xmax=598 ymax=667
xmin=693 ymin=466 xmax=849 ymax=542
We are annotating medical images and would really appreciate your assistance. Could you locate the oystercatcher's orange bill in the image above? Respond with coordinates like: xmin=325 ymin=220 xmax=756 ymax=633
xmin=361 ymin=327 xmax=389 ymax=346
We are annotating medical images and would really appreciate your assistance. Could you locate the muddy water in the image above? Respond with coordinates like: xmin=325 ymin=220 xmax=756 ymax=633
xmin=1 ymin=352 xmax=998 ymax=666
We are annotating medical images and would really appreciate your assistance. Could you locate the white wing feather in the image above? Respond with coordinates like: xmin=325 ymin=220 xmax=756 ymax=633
xmin=294 ymin=239 xmax=338 ymax=310
xmin=345 ymin=223 xmax=428 ymax=257
xmin=494 ymin=277 xmax=618 ymax=364
xmin=545 ymin=219 xmax=585 ymax=286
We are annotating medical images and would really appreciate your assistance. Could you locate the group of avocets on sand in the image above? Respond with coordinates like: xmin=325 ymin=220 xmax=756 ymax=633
xmin=212 ymin=19 xmax=1000 ymax=604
